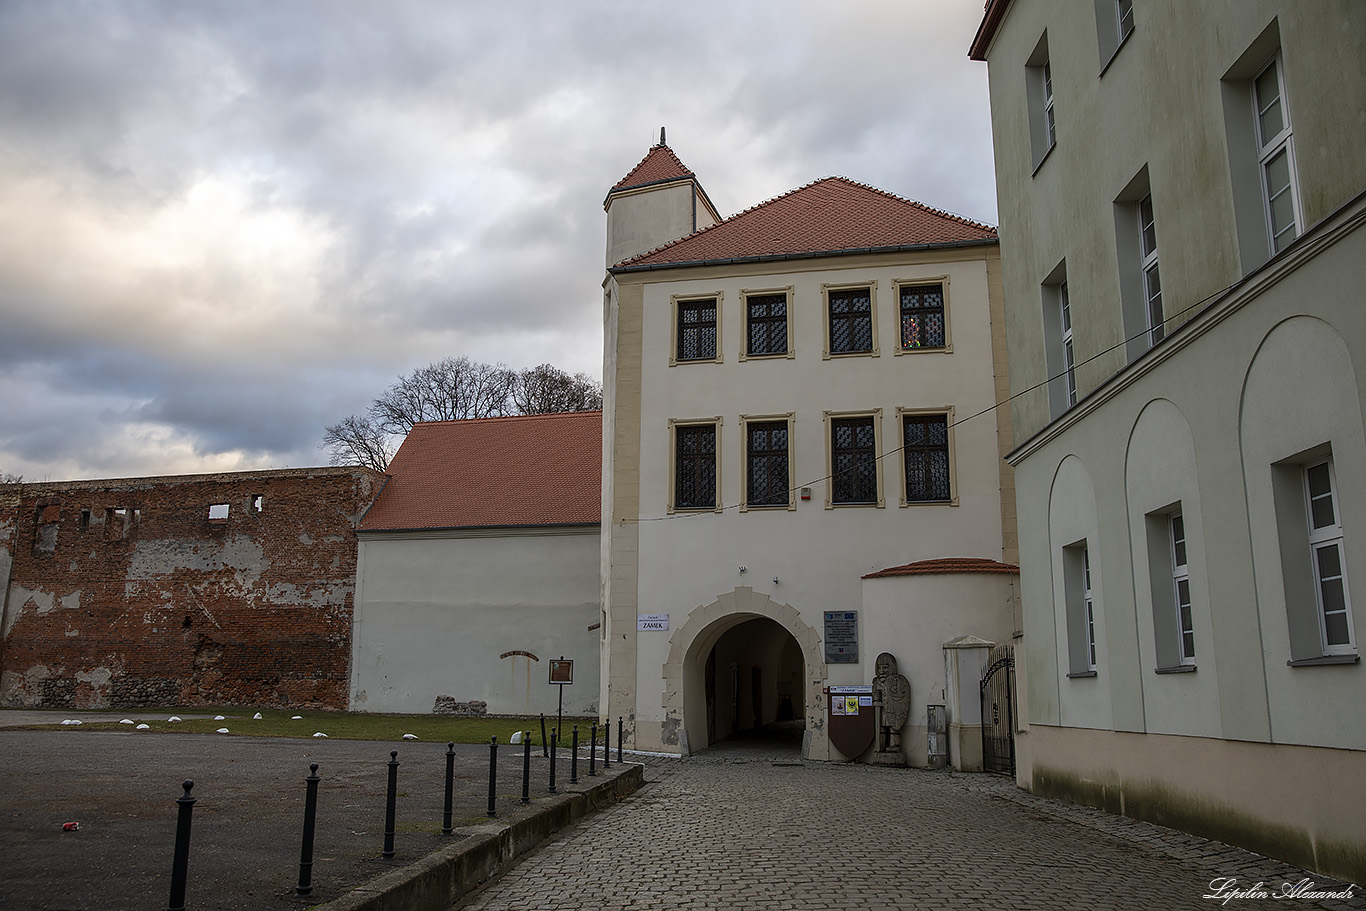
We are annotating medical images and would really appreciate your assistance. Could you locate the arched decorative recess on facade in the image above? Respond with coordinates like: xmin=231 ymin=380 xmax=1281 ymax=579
xmin=661 ymin=586 xmax=827 ymax=756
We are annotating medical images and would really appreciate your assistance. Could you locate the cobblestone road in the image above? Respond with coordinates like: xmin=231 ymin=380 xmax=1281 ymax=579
xmin=454 ymin=745 xmax=1360 ymax=911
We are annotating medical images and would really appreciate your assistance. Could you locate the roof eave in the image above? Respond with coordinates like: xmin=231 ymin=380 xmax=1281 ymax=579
xmin=602 ymin=173 xmax=695 ymax=210
xmin=610 ymin=236 xmax=999 ymax=274
xmin=968 ymin=0 xmax=1012 ymax=61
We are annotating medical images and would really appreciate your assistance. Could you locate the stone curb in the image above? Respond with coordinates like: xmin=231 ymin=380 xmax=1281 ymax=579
xmin=312 ymin=763 xmax=645 ymax=911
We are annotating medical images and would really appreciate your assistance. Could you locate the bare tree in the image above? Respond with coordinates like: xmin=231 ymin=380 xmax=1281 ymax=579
xmin=512 ymin=364 xmax=603 ymax=414
xmin=1 ymin=470 xmax=21 ymax=484
xmin=321 ymin=415 xmax=394 ymax=473
xmin=370 ymin=356 xmax=517 ymax=432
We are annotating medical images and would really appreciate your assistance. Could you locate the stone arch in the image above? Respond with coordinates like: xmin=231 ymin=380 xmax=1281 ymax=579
xmin=662 ymin=586 xmax=826 ymax=757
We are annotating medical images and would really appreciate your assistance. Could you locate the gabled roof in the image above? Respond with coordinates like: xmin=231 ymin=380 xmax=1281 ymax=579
xmin=610 ymin=143 xmax=695 ymax=194
xmin=863 ymin=557 xmax=1020 ymax=579
xmin=968 ymin=0 xmax=1013 ymax=61
xmin=611 ymin=177 xmax=997 ymax=271
xmin=358 ymin=411 xmax=602 ymax=532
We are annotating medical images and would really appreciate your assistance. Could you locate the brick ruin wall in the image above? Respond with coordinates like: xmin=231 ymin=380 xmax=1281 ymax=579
xmin=0 ymin=467 xmax=385 ymax=710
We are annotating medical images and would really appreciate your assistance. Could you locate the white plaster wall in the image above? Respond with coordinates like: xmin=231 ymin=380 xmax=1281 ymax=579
xmin=1046 ymin=455 xmax=1113 ymax=731
xmin=351 ymin=529 xmax=601 ymax=716
xmin=861 ymin=573 xmax=1016 ymax=766
xmin=1241 ymin=315 xmax=1366 ymax=751
xmin=606 ymin=183 xmax=700 ymax=268
xmin=628 ymin=255 xmax=1009 ymax=752
xmin=1123 ymin=398 xmax=1221 ymax=736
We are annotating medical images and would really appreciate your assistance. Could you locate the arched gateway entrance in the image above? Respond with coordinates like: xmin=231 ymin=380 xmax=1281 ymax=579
xmin=663 ymin=587 xmax=826 ymax=757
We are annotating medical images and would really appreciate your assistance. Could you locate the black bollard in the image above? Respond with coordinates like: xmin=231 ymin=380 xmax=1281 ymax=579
xmin=486 ymin=736 xmax=498 ymax=818
xmin=521 ymin=732 xmax=532 ymax=805
xmin=167 ymin=779 xmax=196 ymax=911
xmin=441 ymin=743 xmax=455 ymax=835
xmin=618 ymin=716 xmax=624 ymax=762
xmin=603 ymin=718 xmax=611 ymax=769
xmin=589 ymin=722 xmax=597 ymax=777
xmin=548 ymin=728 xmax=557 ymax=793
xmin=540 ymin=713 xmax=548 ymax=758
xmin=297 ymin=763 xmax=321 ymax=895
xmin=571 ymin=726 xmax=579 ymax=784
xmin=382 ymin=750 xmax=399 ymax=859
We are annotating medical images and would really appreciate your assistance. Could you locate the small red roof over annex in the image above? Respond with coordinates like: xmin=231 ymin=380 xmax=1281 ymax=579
xmin=611 ymin=177 xmax=997 ymax=271
xmin=863 ymin=557 xmax=1020 ymax=579
xmin=359 ymin=411 xmax=602 ymax=532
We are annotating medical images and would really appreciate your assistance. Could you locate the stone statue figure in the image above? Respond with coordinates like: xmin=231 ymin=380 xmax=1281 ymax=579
xmin=872 ymin=652 xmax=911 ymax=753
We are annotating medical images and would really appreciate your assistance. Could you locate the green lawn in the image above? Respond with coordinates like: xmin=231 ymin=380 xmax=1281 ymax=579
xmin=13 ymin=707 xmax=599 ymax=743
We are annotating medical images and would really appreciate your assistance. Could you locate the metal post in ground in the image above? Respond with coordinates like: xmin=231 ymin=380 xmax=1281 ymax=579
xmin=521 ymin=732 xmax=531 ymax=804
xmin=441 ymin=743 xmax=455 ymax=835
xmin=297 ymin=764 xmax=320 ymax=896
xmin=570 ymin=726 xmax=579 ymax=784
xmin=588 ymin=722 xmax=597 ymax=777
xmin=618 ymin=716 xmax=624 ymax=762
xmin=486 ymin=736 xmax=498 ymax=817
xmin=167 ymin=779 xmax=196 ymax=911
xmin=603 ymin=718 xmax=611 ymax=769
xmin=382 ymin=751 xmax=399 ymax=859
xmin=548 ymin=728 xmax=558 ymax=794
xmin=540 ymin=713 xmax=548 ymax=758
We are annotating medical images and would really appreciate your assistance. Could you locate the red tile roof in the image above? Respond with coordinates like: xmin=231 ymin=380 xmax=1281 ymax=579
xmin=863 ymin=557 xmax=1020 ymax=579
xmin=609 ymin=144 xmax=695 ymax=194
xmin=612 ymin=177 xmax=997 ymax=270
xmin=358 ymin=412 xmax=602 ymax=531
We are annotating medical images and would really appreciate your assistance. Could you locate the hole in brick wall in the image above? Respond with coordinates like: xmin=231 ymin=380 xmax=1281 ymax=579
xmin=251 ymin=495 xmax=263 ymax=512
xmin=80 ymin=509 xmax=91 ymax=531
xmin=132 ymin=508 xmax=141 ymax=525
xmin=208 ymin=503 xmax=229 ymax=522
xmin=183 ymin=615 xmax=192 ymax=629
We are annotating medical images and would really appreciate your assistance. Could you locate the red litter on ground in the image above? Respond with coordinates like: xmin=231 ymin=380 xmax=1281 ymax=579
xmin=62 ymin=822 xmax=79 ymax=832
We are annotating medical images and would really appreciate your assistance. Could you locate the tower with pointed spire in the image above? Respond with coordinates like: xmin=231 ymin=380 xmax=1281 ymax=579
xmin=603 ymin=130 xmax=721 ymax=268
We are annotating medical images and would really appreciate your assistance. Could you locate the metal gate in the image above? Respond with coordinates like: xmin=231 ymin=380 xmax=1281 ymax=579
xmin=979 ymin=644 xmax=1016 ymax=776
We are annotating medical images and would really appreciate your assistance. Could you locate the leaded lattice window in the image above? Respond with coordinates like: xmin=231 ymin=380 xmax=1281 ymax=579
xmin=746 ymin=421 xmax=789 ymax=507
xmin=900 ymin=285 xmax=945 ymax=349
xmin=831 ymin=416 xmax=877 ymax=504
xmin=677 ymin=297 xmax=717 ymax=361
xmin=903 ymin=415 xmax=950 ymax=502
xmin=828 ymin=288 xmax=873 ymax=354
xmin=746 ymin=293 xmax=787 ymax=356
xmin=674 ymin=424 xmax=716 ymax=509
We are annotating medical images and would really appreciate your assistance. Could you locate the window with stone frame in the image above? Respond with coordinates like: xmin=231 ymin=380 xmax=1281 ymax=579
xmin=674 ymin=423 xmax=717 ymax=510
xmin=745 ymin=292 xmax=789 ymax=357
xmin=745 ymin=420 xmax=790 ymax=508
xmin=676 ymin=296 xmax=718 ymax=362
xmin=830 ymin=416 xmax=878 ymax=505
xmin=1304 ymin=459 xmax=1354 ymax=654
xmin=899 ymin=283 xmax=946 ymax=350
xmin=827 ymin=286 xmax=874 ymax=355
xmin=903 ymin=413 xmax=951 ymax=502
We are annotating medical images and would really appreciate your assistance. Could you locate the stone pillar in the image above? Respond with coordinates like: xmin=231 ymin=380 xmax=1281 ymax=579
xmin=942 ymin=635 xmax=995 ymax=771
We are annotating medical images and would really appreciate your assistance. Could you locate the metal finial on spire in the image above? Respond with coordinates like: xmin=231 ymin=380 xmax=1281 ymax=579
xmin=659 ymin=126 xmax=666 ymax=146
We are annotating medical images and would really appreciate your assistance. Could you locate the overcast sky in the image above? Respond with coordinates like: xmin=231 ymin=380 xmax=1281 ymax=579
xmin=0 ymin=1 xmax=997 ymax=482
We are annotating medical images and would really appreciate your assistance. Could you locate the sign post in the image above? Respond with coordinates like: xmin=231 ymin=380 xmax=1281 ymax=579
xmin=548 ymin=657 xmax=573 ymax=743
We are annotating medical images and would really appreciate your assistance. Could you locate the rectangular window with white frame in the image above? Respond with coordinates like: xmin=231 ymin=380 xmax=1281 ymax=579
xmin=1060 ymin=280 xmax=1077 ymax=406
xmin=1253 ymin=53 xmax=1299 ymax=255
xmin=1171 ymin=513 xmax=1195 ymax=664
xmin=1304 ymin=459 xmax=1355 ymax=654
xmin=1139 ymin=193 xmax=1164 ymax=347
xmin=741 ymin=414 xmax=794 ymax=510
xmin=1026 ymin=33 xmax=1055 ymax=169
xmin=1064 ymin=540 xmax=1098 ymax=676
xmin=1093 ymin=0 xmax=1133 ymax=71
xmin=670 ymin=419 xmax=720 ymax=512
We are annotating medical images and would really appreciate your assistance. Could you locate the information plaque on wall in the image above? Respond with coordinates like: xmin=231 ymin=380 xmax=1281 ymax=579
xmin=824 ymin=610 xmax=858 ymax=664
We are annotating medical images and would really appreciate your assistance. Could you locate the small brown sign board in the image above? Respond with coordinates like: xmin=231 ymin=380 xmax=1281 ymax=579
xmin=548 ymin=659 xmax=573 ymax=685
xmin=827 ymin=685 xmax=874 ymax=760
